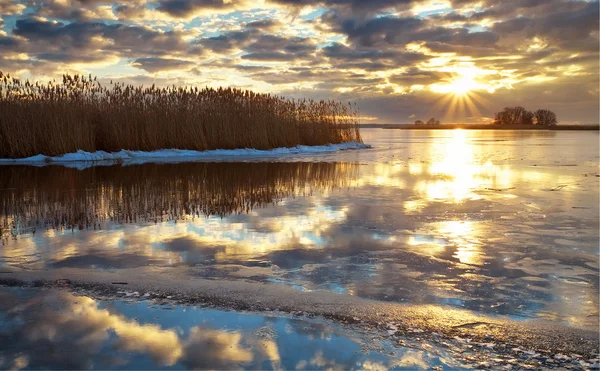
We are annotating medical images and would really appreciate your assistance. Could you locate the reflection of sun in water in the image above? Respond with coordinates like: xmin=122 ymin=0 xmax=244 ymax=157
xmin=414 ymin=130 xmax=514 ymax=203
xmin=439 ymin=221 xmax=483 ymax=266
xmin=420 ymin=130 xmax=482 ymax=202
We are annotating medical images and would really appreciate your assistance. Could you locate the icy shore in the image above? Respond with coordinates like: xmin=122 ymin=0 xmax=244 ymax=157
xmin=0 ymin=142 xmax=370 ymax=166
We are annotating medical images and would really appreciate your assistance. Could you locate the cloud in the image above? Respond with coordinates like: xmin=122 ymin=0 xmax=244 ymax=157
xmin=132 ymin=57 xmax=195 ymax=72
xmin=155 ymin=0 xmax=255 ymax=18
xmin=0 ymin=0 xmax=597 ymax=124
xmin=0 ymin=0 xmax=27 ymax=16
xmin=389 ymin=68 xmax=448 ymax=86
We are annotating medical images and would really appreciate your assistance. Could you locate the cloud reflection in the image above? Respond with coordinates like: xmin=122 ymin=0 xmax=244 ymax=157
xmin=0 ymin=288 xmax=407 ymax=370
xmin=0 ymin=290 xmax=265 ymax=370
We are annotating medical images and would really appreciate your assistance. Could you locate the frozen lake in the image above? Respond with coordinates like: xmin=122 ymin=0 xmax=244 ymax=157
xmin=1 ymin=129 xmax=598 ymax=368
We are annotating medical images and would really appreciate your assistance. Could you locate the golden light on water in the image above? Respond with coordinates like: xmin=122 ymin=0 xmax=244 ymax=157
xmin=415 ymin=130 xmax=511 ymax=203
xmin=439 ymin=221 xmax=483 ymax=266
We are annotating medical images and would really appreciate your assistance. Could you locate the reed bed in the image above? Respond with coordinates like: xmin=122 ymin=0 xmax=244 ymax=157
xmin=0 ymin=162 xmax=359 ymax=236
xmin=0 ymin=72 xmax=362 ymax=158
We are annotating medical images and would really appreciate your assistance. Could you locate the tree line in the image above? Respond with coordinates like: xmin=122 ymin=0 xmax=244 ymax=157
xmin=414 ymin=117 xmax=441 ymax=125
xmin=492 ymin=107 xmax=557 ymax=126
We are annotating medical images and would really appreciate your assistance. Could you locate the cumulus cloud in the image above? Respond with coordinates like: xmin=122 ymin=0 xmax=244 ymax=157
xmin=0 ymin=0 xmax=597 ymax=124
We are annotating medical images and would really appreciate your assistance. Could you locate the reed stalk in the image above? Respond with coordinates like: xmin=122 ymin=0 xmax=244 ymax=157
xmin=0 ymin=72 xmax=362 ymax=158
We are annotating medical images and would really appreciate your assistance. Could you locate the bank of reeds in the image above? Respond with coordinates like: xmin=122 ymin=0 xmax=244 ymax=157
xmin=0 ymin=72 xmax=362 ymax=158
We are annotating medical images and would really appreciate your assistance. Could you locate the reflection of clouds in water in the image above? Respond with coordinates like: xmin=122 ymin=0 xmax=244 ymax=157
xmin=296 ymin=351 xmax=345 ymax=371
xmin=354 ymin=163 xmax=406 ymax=189
xmin=0 ymin=291 xmax=181 ymax=369
xmin=0 ymin=290 xmax=273 ymax=370
xmin=2 ymin=201 xmax=348 ymax=269
xmin=0 ymin=289 xmax=408 ymax=371
xmin=182 ymin=328 xmax=253 ymax=370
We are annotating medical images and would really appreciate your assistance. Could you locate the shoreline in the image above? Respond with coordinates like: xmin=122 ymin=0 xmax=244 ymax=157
xmin=1 ymin=268 xmax=597 ymax=358
xmin=361 ymin=124 xmax=600 ymax=130
xmin=0 ymin=142 xmax=370 ymax=168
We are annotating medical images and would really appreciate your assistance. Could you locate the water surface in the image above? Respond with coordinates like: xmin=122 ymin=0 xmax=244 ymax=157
xmin=0 ymin=287 xmax=445 ymax=370
xmin=1 ymin=129 xmax=598 ymax=328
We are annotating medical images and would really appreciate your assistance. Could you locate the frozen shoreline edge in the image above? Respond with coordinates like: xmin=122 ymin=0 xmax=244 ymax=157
xmin=0 ymin=142 xmax=370 ymax=167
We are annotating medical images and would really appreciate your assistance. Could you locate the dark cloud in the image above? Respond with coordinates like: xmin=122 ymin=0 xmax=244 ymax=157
xmin=114 ymin=3 xmax=148 ymax=19
xmin=156 ymin=0 xmax=241 ymax=17
xmin=194 ymin=29 xmax=317 ymax=61
xmin=389 ymin=68 xmax=448 ymax=86
xmin=492 ymin=0 xmax=599 ymax=51
xmin=132 ymin=57 xmax=195 ymax=72
xmin=195 ymin=30 xmax=254 ymax=53
xmin=321 ymin=12 xmax=501 ymax=50
xmin=245 ymin=19 xmax=282 ymax=31
xmin=243 ymin=34 xmax=316 ymax=60
xmin=0 ymin=36 xmax=21 ymax=51
xmin=323 ymin=42 xmax=425 ymax=62
xmin=11 ymin=17 xmax=191 ymax=63
xmin=270 ymin=0 xmax=417 ymax=15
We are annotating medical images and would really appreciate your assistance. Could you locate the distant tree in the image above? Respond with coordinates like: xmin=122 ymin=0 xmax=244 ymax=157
xmin=493 ymin=106 xmax=534 ymax=125
xmin=534 ymin=109 xmax=557 ymax=126
xmin=414 ymin=120 xmax=424 ymax=125
xmin=426 ymin=117 xmax=440 ymax=125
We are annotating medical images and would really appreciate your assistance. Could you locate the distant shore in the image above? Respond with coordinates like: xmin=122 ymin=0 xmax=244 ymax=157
xmin=361 ymin=124 xmax=600 ymax=130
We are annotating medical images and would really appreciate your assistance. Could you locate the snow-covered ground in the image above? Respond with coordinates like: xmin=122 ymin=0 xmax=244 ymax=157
xmin=0 ymin=142 xmax=369 ymax=167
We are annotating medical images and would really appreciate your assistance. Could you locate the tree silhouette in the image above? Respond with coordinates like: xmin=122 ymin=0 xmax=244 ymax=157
xmin=534 ymin=109 xmax=557 ymax=126
xmin=493 ymin=107 xmax=534 ymax=125
xmin=414 ymin=120 xmax=424 ymax=125
xmin=426 ymin=117 xmax=440 ymax=125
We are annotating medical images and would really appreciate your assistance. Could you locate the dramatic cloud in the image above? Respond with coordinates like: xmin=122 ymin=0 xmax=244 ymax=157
xmin=132 ymin=57 xmax=195 ymax=72
xmin=0 ymin=0 xmax=598 ymax=124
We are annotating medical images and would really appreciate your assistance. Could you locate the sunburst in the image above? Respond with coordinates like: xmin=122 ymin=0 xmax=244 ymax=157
xmin=428 ymin=71 xmax=493 ymax=123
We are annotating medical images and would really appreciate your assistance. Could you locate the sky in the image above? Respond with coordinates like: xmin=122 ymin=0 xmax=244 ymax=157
xmin=0 ymin=0 xmax=598 ymax=125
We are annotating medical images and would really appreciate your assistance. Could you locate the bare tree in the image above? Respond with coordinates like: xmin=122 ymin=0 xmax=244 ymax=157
xmin=534 ymin=109 xmax=557 ymax=126
xmin=493 ymin=107 xmax=534 ymax=125
xmin=414 ymin=120 xmax=424 ymax=125
xmin=426 ymin=117 xmax=440 ymax=125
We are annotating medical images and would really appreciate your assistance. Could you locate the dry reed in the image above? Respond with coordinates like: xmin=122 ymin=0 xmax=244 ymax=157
xmin=0 ymin=72 xmax=362 ymax=158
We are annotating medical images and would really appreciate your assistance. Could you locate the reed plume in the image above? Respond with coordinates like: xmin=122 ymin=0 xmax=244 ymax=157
xmin=0 ymin=72 xmax=362 ymax=158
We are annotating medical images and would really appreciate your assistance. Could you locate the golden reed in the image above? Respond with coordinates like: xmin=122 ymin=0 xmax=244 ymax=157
xmin=0 ymin=72 xmax=362 ymax=158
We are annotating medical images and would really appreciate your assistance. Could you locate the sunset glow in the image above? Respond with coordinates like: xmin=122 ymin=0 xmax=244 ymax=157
xmin=0 ymin=0 xmax=596 ymax=125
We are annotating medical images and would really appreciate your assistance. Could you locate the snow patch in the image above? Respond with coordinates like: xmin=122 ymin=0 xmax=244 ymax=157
xmin=0 ymin=142 xmax=370 ymax=167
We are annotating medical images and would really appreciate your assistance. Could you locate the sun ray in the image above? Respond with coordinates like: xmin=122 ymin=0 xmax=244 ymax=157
xmin=427 ymin=68 xmax=497 ymax=123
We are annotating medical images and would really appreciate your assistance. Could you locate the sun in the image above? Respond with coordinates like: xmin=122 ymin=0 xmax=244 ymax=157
xmin=427 ymin=70 xmax=493 ymax=122
xmin=447 ymin=76 xmax=479 ymax=96
xmin=430 ymin=72 xmax=481 ymax=96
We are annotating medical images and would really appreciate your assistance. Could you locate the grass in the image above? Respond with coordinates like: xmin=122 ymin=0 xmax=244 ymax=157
xmin=0 ymin=162 xmax=358 ymax=234
xmin=0 ymin=72 xmax=362 ymax=158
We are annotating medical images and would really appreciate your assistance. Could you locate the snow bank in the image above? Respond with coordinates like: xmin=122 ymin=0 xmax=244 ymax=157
xmin=0 ymin=142 xmax=370 ymax=167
